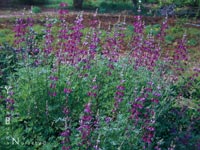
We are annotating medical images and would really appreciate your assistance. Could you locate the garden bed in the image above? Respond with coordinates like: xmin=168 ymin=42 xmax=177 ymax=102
xmin=0 ymin=5 xmax=200 ymax=149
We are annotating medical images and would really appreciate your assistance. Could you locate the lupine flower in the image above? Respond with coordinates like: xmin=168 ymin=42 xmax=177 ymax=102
xmin=157 ymin=16 xmax=168 ymax=41
xmin=14 ymin=18 xmax=27 ymax=46
xmin=64 ymin=88 xmax=72 ymax=94
xmin=58 ymin=3 xmax=68 ymax=19
xmin=62 ymin=146 xmax=71 ymax=150
xmin=130 ymin=82 xmax=161 ymax=145
xmin=84 ymin=103 xmax=91 ymax=113
xmin=44 ymin=18 xmax=54 ymax=56
xmin=113 ymin=84 xmax=125 ymax=113
xmin=105 ymin=117 xmax=112 ymax=123
xmin=61 ymin=88 xmax=71 ymax=149
xmin=172 ymin=33 xmax=188 ymax=77
xmin=78 ymin=102 xmax=93 ymax=147
xmin=6 ymin=98 xmax=15 ymax=111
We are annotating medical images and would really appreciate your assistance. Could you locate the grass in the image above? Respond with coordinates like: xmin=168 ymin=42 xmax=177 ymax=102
xmin=0 ymin=29 xmax=14 ymax=45
xmin=0 ymin=15 xmax=199 ymax=65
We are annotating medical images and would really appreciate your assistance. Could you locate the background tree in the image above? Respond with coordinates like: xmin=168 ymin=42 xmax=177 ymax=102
xmin=18 ymin=0 xmax=47 ymax=5
xmin=132 ymin=0 xmax=137 ymax=6
xmin=72 ymin=0 xmax=139 ymax=9
xmin=73 ymin=0 xmax=84 ymax=9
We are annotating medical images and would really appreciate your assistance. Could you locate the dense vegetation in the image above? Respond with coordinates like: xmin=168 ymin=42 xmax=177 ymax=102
xmin=7 ymin=0 xmax=200 ymax=8
xmin=0 ymin=2 xmax=200 ymax=150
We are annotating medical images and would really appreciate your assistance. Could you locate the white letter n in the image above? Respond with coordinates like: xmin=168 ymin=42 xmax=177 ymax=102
xmin=12 ymin=137 xmax=20 ymax=145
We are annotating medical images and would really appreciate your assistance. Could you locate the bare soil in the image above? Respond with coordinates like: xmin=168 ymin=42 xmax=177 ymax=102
xmin=0 ymin=7 xmax=200 ymax=29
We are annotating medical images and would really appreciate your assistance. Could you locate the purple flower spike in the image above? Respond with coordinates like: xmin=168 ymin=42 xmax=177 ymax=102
xmin=62 ymin=146 xmax=71 ymax=150
xmin=117 ymin=85 xmax=125 ymax=91
xmin=64 ymin=88 xmax=72 ymax=94
xmin=84 ymin=103 xmax=91 ymax=113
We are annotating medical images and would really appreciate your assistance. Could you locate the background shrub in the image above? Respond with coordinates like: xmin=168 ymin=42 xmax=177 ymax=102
xmin=31 ymin=6 xmax=42 ymax=13
xmin=18 ymin=0 xmax=48 ymax=5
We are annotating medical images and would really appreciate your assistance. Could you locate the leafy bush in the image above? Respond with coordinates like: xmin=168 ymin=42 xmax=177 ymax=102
xmin=19 ymin=0 xmax=48 ymax=5
xmin=1 ymin=57 xmax=174 ymax=149
xmin=99 ymin=2 xmax=133 ymax=13
xmin=31 ymin=6 xmax=42 ymax=13
xmin=187 ymin=38 xmax=198 ymax=46
xmin=0 ymin=43 xmax=18 ymax=92
xmin=165 ymin=35 xmax=175 ymax=44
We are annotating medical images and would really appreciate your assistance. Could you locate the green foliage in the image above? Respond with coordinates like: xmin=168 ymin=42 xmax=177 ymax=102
xmin=31 ymin=6 xmax=42 ymax=13
xmin=187 ymin=38 xmax=198 ymax=46
xmin=145 ymin=24 xmax=161 ymax=35
xmin=146 ymin=0 xmax=158 ymax=3
xmin=99 ymin=1 xmax=133 ymax=13
xmin=157 ymin=0 xmax=199 ymax=7
xmin=3 ymin=53 xmax=199 ymax=149
xmin=155 ymin=106 xmax=200 ymax=149
xmin=2 ymin=57 xmax=172 ymax=149
xmin=18 ymin=0 xmax=48 ymax=5
xmin=0 ymin=29 xmax=14 ymax=44
xmin=165 ymin=35 xmax=175 ymax=44
xmin=0 ymin=43 xmax=18 ymax=92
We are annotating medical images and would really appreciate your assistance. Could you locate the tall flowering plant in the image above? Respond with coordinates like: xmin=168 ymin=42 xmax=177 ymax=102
xmin=129 ymin=81 xmax=161 ymax=148
xmin=130 ymin=12 xmax=145 ymax=69
xmin=60 ymin=88 xmax=72 ymax=150
xmin=78 ymin=102 xmax=93 ymax=148
xmin=173 ymin=33 xmax=188 ymax=75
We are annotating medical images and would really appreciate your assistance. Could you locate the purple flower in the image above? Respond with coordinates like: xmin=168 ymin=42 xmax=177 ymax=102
xmin=62 ymin=146 xmax=71 ymax=150
xmin=60 ymin=129 xmax=71 ymax=137
xmin=64 ymin=88 xmax=72 ymax=94
xmin=93 ymin=145 xmax=100 ymax=150
xmin=52 ymin=92 xmax=57 ymax=97
xmin=92 ymin=85 xmax=98 ymax=90
xmin=63 ymin=107 xmax=69 ymax=115
xmin=9 ymin=91 xmax=14 ymax=96
xmin=84 ymin=103 xmax=91 ymax=113
xmin=58 ymin=9 xmax=69 ymax=15
xmin=49 ymin=76 xmax=58 ymax=81
xmin=50 ymin=83 xmax=56 ymax=89
xmin=153 ymin=92 xmax=161 ymax=97
xmin=114 ymin=97 xmax=123 ymax=103
xmin=78 ymin=102 xmax=95 ymax=147
xmin=87 ymin=92 xmax=97 ymax=97
xmin=151 ymin=98 xmax=159 ymax=104
xmin=117 ymin=85 xmax=125 ymax=91
xmin=146 ymin=126 xmax=155 ymax=131
xmin=105 ymin=117 xmax=112 ymax=123
xmin=5 ymin=98 xmax=15 ymax=111
xmin=155 ymin=146 xmax=161 ymax=150
xmin=6 ymin=98 xmax=15 ymax=104
xmin=132 ymin=103 xmax=143 ymax=109
xmin=142 ymin=132 xmax=153 ymax=144
xmin=115 ymin=91 xmax=124 ymax=97
xmin=135 ymin=97 xmax=145 ymax=102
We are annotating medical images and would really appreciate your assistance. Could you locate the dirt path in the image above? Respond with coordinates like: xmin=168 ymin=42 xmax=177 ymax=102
xmin=0 ymin=8 xmax=200 ymax=30
xmin=0 ymin=9 xmax=176 ymax=31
